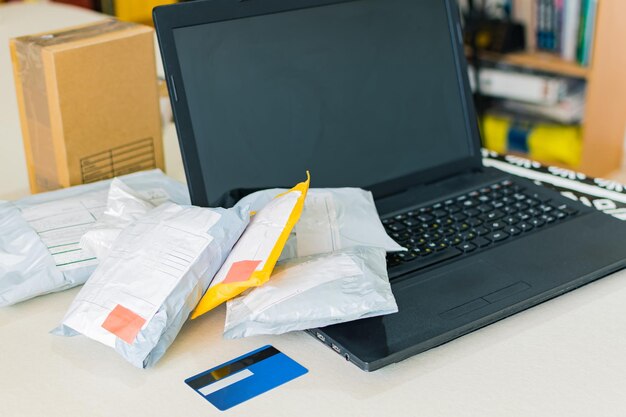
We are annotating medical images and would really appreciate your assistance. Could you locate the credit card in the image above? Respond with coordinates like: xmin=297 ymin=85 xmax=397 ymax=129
xmin=185 ymin=345 xmax=308 ymax=411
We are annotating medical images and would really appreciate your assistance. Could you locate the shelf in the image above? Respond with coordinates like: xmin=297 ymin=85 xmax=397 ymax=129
xmin=473 ymin=50 xmax=590 ymax=79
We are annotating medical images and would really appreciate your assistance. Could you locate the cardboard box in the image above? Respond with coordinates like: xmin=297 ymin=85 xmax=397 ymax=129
xmin=10 ymin=20 xmax=164 ymax=193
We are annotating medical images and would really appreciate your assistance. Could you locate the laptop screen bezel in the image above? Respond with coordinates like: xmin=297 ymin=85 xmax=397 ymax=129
xmin=154 ymin=0 xmax=483 ymax=207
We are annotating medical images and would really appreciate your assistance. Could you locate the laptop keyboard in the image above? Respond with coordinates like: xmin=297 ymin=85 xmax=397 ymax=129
xmin=384 ymin=179 xmax=580 ymax=278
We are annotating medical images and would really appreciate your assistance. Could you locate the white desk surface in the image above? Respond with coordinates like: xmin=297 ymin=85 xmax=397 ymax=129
xmin=2 ymin=3 xmax=626 ymax=417
xmin=1 ymin=269 xmax=626 ymax=417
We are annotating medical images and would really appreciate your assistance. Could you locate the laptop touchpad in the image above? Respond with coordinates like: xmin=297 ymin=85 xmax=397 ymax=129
xmin=401 ymin=260 xmax=531 ymax=320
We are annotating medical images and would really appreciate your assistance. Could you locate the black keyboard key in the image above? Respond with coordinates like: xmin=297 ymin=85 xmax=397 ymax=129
xmin=504 ymin=216 xmax=519 ymax=225
xmin=451 ymin=212 xmax=467 ymax=222
xmin=412 ymin=247 xmax=431 ymax=256
xmin=481 ymin=210 xmax=504 ymax=221
xmin=526 ymin=208 xmax=540 ymax=216
xmin=389 ymin=247 xmax=463 ymax=278
xmin=473 ymin=226 xmax=489 ymax=236
xmin=530 ymin=218 xmax=545 ymax=228
xmin=525 ymin=198 xmax=540 ymax=207
xmin=446 ymin=235 xmax=463 ymax=246
xmin=478 ymin=195 xmax=491 ymax=203
xmin=388 ymin=222 xmax=406 ymax=232
xmin=394 ymin=214 xmax=407 ymax=221
xmin=518 ymin=222 xmax=533 ymax=232
xmin=530 ymin=192 xmax=551 ymax=203
xmin=417 ymin=214 xmax=434 ymax=222
xmin=477 ymin=204 xmax=493 ymax=213
xmin=458 ymin=242 xmax=477 ymax=252
xmin=553 ymin=210 xmax=567 ymax=220
xmin=502 ymin=206 xmax=518 ymax=214
xmin=538 ymin=204 xmax=554 ymax=213
xmin=465 ymin=208 xmax=481 ymax=217
xmin=467 ymin=217 xmax=482 ymax=227
xmin=504 ymin=226 xmax=521 ymax=236
xmin=492 ymin=201 xmax=505 ymax=209
xmin=473 ymin=237 xmax=491 ymax=248
xmin=432 ymin=209 xmax=448 ymax=218
xmin=489 ymin=221 xmax=505 ymax=230
xmin=446 ymin=205 xmax=461 ymax=214
xmin=540 ymin=214 xmax=556 ymax=223
xmin=396 ymin=251 xmax=417 ymax=262
xmin=487 ymin=230 xmax=509 ymax=242
xmin=557 ymin=204 xmax=578 ymax=216
xmin=403 ymin=218 xmax=420 ymax=227
xmin=514 ymin=202 xmax=529 ymax=211
xmin=516 ymin=212 xmax=531 ymax=221
xmin=382 ymin=218 xmax=392 ymax=225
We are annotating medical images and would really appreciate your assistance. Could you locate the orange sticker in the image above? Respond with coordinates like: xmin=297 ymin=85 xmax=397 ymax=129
xmin=101 ymin=304 xmax=146 ymax=344
xmin=222 ymin=260 xmax=262 ymax=284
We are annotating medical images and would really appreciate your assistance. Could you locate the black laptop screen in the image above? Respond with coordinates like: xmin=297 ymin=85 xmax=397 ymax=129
xmin=173 ymin=0 xmax=474 ymax=205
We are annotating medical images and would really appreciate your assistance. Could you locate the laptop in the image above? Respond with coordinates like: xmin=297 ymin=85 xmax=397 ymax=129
xmin=154 ymin=0 xmax=626 ymax=371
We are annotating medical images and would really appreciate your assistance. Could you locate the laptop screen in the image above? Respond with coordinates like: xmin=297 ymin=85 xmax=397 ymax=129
xmin=172 ymin=0 xmax=475 ymax=206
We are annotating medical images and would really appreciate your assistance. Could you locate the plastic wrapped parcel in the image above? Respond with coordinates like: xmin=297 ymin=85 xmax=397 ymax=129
xmin=53 ymin=202 xmax=249 ymax=368
xmin=0 ymin=170 xmax=189 ymax=306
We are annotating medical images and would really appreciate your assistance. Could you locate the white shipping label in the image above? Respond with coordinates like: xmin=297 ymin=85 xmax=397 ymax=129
xmin=74 ymin=207 xmax=220 ymax=331
xmin=19 ymin=188 xmax=172 ymax=271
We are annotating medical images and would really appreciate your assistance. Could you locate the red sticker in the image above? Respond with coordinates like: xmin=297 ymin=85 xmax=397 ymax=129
xmin=222 ymin=260 xmax=262 ymax=284
xmin=101 ymin=304 xmax=146 ymax=344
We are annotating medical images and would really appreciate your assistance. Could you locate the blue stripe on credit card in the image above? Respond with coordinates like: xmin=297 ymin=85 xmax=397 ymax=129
xmin=185 ymin=345 xmax=308 ymax=411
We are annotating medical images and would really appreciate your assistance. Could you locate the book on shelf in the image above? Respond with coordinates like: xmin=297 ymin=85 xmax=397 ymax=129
xmin=499 ymin=88 xmax=585 ymax=125
xmin=561 ymin=0 xmax=582 ymax=61
xmin=577 ymin=0 xmax=598 ymax=66
xmin=468 ymin=64 xmax=584 ymax=106
xmin=512 ymin=0 xmax=597 ymax=66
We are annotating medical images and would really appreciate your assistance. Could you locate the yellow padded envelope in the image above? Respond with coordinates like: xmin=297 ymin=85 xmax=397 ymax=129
xmin=191 ymin=173 xmax=310 ymax=318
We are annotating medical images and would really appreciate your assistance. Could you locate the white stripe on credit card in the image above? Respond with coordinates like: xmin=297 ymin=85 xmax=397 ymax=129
xmin=198 ymin=369 xmax=254 ymax=396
